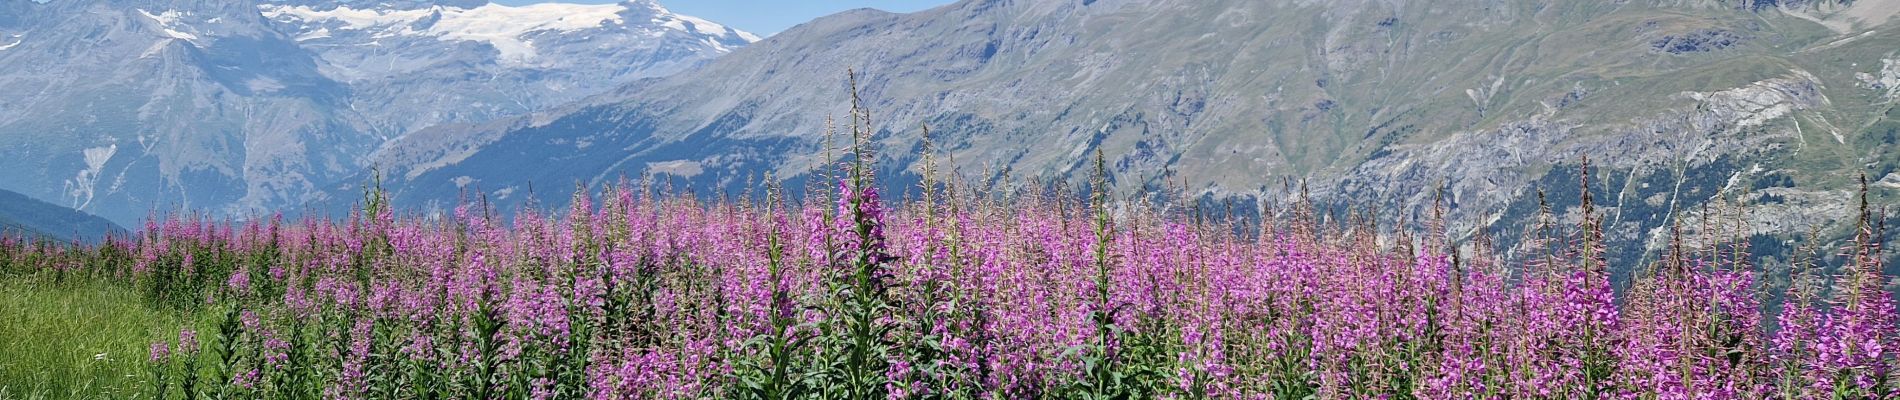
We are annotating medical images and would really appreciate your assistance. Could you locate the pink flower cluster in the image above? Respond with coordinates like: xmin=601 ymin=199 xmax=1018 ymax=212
xmin=7 ymin=180 xmax=1894 ymax=399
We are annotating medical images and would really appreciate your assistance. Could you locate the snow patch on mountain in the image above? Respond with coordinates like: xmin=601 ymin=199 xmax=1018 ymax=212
xmin=260 ymin=2 xmax=755 ymax=63
xmin=64 ymin=144 xmax=116 ymax=211
xmin=257 ymin=5 xmax=436 ymax=30
xmin=137 ymin=9 xmax=201 ymax=43
xmin=0 ymin=35 xmax=20 ymax=51
xmin=1858 ymin=58 xmax=1900 ymax=101
xmin=664 ymin=14 xmax=759 ymax=42
xmin=261 ymin=3 xmax=623 ymax=62
xmin=293 ymin=27 xmax=331 ymax=42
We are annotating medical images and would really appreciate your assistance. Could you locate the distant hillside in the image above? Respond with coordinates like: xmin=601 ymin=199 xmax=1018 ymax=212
xmin=0 ymin=188 xmax=123 ymax=243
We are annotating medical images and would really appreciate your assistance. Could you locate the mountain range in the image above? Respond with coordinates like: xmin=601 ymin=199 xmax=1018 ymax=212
xmin=2 ymin=0 xmax=1897 ymax=274
xmin=0 ymin=0 xmax=753 ymax=225
xmin=357 ymin=0 xmax=1900 ymax=272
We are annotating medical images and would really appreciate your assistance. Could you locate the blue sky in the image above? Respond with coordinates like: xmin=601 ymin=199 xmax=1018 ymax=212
xmin=491 ymin=1 xmax=955 ymax=36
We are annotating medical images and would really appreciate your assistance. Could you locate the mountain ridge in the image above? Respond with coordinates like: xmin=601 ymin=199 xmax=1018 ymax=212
xmin=355 ymin=0 xmax=1900 ymax=271
xmin=0 ymin=187 xmax=124 ymax=244
xmin=0 ymin=0 xmax=753 ymax=225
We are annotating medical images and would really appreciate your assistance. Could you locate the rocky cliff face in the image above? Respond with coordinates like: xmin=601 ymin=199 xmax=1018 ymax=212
xmin=363 ymin=0 xmax=1900 ymax=274
xmin=0 ymin=0 xmax=752 ymax=225
xmin=0 ymin=0 xmax=360 ymax=225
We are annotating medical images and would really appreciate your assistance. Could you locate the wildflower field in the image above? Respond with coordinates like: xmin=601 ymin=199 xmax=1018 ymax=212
xmin=1 ymin=109 xmax=1897 ymax=399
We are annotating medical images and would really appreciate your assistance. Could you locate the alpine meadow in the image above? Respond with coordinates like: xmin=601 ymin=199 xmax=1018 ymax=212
xmin=2 ymin=0 xmax=1900 ymax=399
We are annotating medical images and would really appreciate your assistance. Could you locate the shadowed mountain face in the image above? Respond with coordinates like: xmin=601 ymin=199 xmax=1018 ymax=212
xmin=0 ymin=187 xmax=123 ymax=244
xmin=0 ymin=0 xmax=752 ymax=226
xmin=362 ymin=0 xmax=1899 ymax=270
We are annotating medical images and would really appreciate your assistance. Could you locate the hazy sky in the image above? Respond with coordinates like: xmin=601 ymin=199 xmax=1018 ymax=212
xmin=490 ymin=1 xmax=955 ymax=36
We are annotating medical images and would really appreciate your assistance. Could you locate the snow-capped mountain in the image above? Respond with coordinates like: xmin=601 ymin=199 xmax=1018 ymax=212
xmin=0 ymin=0 xmax=753 ymax=225
xmin=0 ymin=0 xmax=355 ymax=227
xmin=259 ymin=0 xmax=757 ymax=135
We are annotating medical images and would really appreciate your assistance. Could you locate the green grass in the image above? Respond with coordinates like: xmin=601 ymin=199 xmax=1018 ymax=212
xmin=0 ymin=274 xmax=195 ymax=400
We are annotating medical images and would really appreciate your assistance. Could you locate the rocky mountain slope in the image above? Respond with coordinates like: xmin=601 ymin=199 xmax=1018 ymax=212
xmin=0 ymin=0 xmax=752 ymax=225
xmin=363 ymin=0 xmax=1900 ymax=274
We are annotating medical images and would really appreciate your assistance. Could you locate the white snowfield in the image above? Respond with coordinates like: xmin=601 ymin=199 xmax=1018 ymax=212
xmin=259 ymin=2 xmax=757 ymax=63
xmin=137 ymin=9 xmax=201 ymax=43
